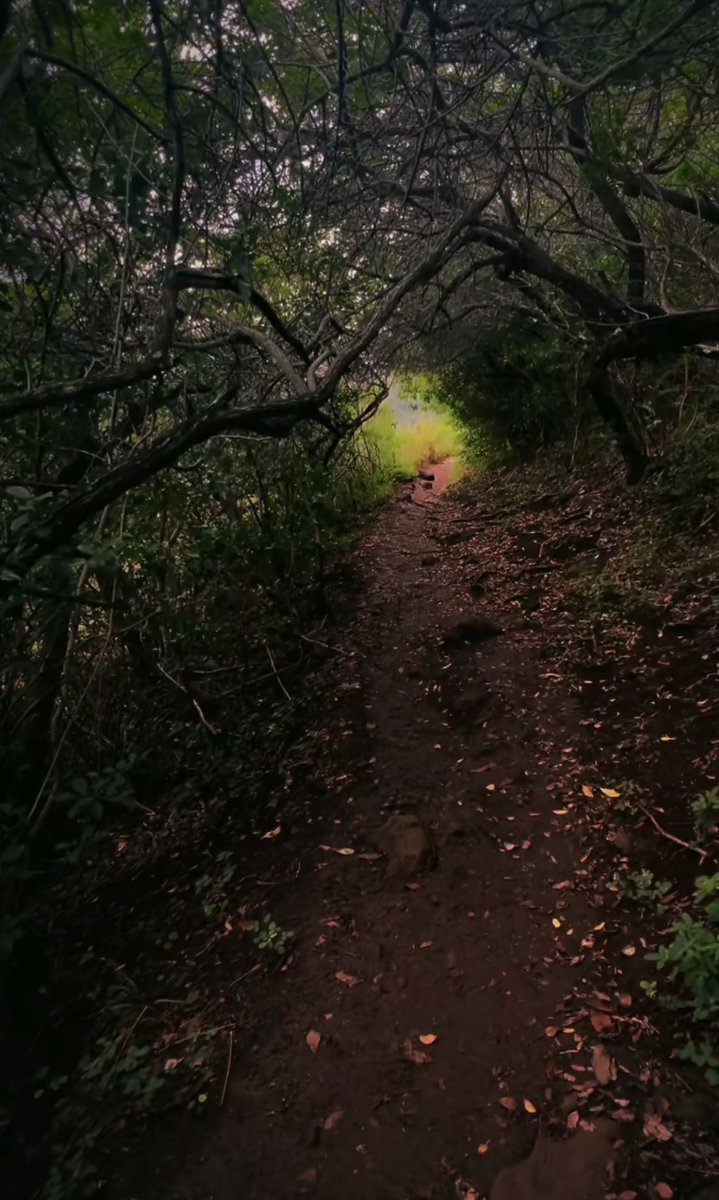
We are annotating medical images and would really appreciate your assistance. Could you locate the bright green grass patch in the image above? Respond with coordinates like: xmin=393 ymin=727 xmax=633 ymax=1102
xmin=364 ymin=391 xmax=465 ymax=482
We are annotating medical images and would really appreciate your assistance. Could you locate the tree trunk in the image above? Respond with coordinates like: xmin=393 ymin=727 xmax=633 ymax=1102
xmin=589 ymin=367 xmax=648 ymax=482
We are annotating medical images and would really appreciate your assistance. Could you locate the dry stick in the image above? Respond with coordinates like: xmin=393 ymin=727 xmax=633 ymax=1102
xmin=264 ymin=641 xmax=292 ymax=702
xmin=299 ymin=632 xmax=355 ymax=658
xmin=635 ymin=800 xmax=710 ymax=863
xmin=220 ymin=1030 xmax=234 ymax=1107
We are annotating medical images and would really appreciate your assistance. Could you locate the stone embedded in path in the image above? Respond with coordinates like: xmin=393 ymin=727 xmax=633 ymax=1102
xmin=372 ymin=813 xmax=436 ymax=876
xmin=443 ymin=616 xmax=503 ymax=648
xmin=489 ymin=1122 xmax=617 ymax=1200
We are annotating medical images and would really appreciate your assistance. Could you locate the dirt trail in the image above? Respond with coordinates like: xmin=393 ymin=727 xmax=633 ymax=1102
xmin=119 ymin=463 xmax=719 ymax=1200
xmin=120 ymin=464 xmax=637 ymax=1200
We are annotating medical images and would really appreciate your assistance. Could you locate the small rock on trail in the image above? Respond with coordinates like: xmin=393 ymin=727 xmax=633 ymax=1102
xmin=372 ymin=813 xmax=436 ymax=876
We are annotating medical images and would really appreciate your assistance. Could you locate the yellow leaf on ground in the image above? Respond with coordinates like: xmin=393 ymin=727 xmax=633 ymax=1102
xmin=600 ymin=787 xmax=621 ymax=799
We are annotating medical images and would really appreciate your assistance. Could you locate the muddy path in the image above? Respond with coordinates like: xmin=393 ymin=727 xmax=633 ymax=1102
xmin=119 ymin=465 xmax=717 ymax=1200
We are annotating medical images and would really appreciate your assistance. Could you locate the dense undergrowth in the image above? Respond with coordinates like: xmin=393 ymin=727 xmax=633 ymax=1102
xmin=0 ymin=383 xmax=466 ymax=1199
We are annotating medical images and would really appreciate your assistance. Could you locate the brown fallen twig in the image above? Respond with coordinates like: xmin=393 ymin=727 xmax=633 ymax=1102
xmin=635 ymin=800 xmax=709 ymax=862
xmin=220 ymin=1029 xmax=234 ymax=1107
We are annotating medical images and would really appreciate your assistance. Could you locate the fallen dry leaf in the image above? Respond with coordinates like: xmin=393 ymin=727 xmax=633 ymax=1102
xmin=419 ymin=1033 xmax=438 ymax=1045
xmin=582 ymin=785 xmax=593 ymax=798
xmin=655 ymin=1185 xmax=673 ymax=1199
xmin=545 ymin=1026 xmax=558 ymax=1037
xmin=335 ymin=970 xmax=359 ymax=987
xmin=402 ymin=1038 xmax=432 ymax=1065
xmin=260 ymin=825 xmax=282 ymax=839
xmin=600 ymin=787 xmax=621 ymax=799
xmin=618 ymin=1192 xmax=637 ymax=1200
xmin=618 ymin=993 xmax=632 ymax=1008
xmin=499 ymin=1096 xmax=517 ymax=1111
xmin=591 ymin=1043 xmax=616 ymax=1085
xmin=643 ymin=1113 xmax=673 ymax=1142
xmin=590 ymin=1012 xmax=614 ymax=1034
xmin=296 ymin=1167 xmax=318 ymax=1192
xmin=553 ymin=880 xmax=573 ymax=891
xmin=523 ymin=1099 xmax=537 ymax=1114
xmin=323 ymin=1109 xmax=344 ymax=1131
xmin=622 ymin=945 xmax=637 ymax=957
xmin=566 ymin=1111 xmax=580 ymax=1130
xmin=336 ymin=847 xmax=355 ymax=856
xmin=552 ymin=918 xmax=562 ymax=928
xmin=419 ymin=940 xmax=433 ymax=949
xmin=306 ymin=1030 xmax=321 ymax=1054
xmin=478 ymin=1142 xmax=490 ymax=1154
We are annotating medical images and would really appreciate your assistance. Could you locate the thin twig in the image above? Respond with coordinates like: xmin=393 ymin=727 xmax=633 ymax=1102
xmin=299 ymin=633 xmax=354 ymax=658
xmin=220 ymin=1030 xmax=234 ymax=1107
xmin=264 ymin=641 xmax=292 ymax=701
xmin=635 ymin=800 xmax=709 ymax=862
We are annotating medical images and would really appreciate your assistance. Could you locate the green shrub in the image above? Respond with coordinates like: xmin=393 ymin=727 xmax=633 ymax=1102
xmin=644 ymin=873 xmax=719 ymax=1083
xmin=430 ymin=331 xmax=578 ymax=463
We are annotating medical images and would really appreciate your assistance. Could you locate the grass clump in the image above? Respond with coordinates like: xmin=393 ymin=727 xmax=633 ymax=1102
xmin=364 ymin=379 xmax=465 ymax=483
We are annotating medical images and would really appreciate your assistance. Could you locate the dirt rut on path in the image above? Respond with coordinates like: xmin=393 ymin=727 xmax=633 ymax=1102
xmin=133 ymin=471 xmax=619 ymax=1200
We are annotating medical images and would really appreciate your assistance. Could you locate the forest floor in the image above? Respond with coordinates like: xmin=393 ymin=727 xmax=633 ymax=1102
xmin=29 ymin=459 xmax=719 ymax=1200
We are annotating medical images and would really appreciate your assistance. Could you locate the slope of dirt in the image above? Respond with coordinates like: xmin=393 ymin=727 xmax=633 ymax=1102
xmin=112 ymin=463 xmax=719 ymax=1200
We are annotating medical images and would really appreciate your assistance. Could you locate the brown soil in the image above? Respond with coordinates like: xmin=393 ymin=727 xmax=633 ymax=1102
xmin=49 ymin=464 xmax=719 ymax=1199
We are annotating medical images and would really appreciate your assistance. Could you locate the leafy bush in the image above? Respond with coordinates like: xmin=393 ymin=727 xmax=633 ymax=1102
xmin=430 ymin=330 xmax=579 ymax=463
xmin=644 ymin=873 xmax=719 ymax=1083
xmin=648 ymin=420 xmax=719 ymax=531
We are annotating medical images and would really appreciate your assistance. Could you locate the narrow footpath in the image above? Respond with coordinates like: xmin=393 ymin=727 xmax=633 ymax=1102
xmin=123 ymin=464 xmax=718 ymax=1200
